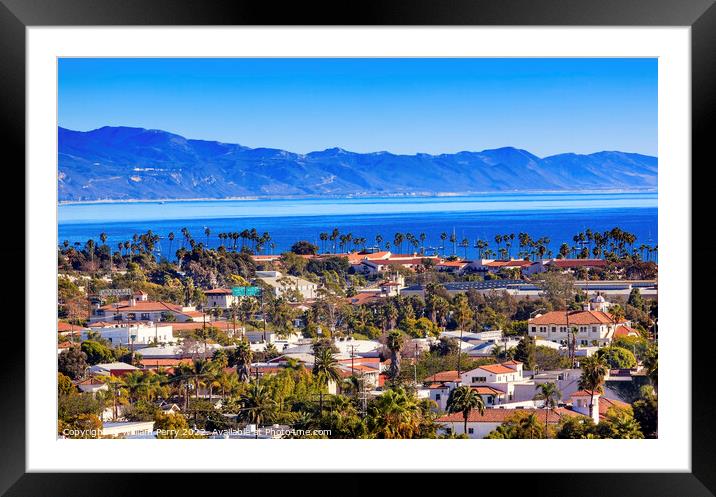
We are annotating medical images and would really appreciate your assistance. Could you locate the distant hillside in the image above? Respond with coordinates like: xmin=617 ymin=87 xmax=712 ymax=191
xmin=58 ymin=126 xmax=658 ymax=202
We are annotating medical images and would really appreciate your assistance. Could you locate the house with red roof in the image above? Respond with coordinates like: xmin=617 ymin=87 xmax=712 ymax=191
xmin=437 ymin=407 xmax=584 ymax=438
xmin=568 ymin=390 xmax=630 ymax=424
xmin=422 ymin=370 xmax=463 ymax=410
xmin=476 ymin=258 xmax=539 ymax=275
xmin=527 ymin=294 xmax=629 ymax=347
xmin=435 ymin=259 xmax=471 ymax=275
xmin=204 ymin=288 xmax=240 ymax=309
xmin=92 ymin=297 xmax=206 ymax=323
xmin=544 ymin=258 xmax=608 ymax=272
xmin=460 ymin=361 xmax=527 ymax=403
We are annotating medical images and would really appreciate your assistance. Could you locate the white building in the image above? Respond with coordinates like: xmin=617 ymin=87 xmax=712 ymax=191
xmin=460 ymin=360 xmax=527 ymax=403
xmin=84 ymin=322 xmax=174 ymax=347
xmin=204 ymin=288 xmax=241 ymax=309
xmin=255 ymin=271 xmax=318 ymax=300
xmin=93 ymin=297 xmax=205 ymax=323
xmin=88 ymin=362 xmax=139 ymax=376
xmin=436 ymin=407 xmax=580 ymax=439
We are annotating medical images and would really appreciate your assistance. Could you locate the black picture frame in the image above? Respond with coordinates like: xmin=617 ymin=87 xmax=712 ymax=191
xmin=1 ymin=0 xmax=713 ymax=495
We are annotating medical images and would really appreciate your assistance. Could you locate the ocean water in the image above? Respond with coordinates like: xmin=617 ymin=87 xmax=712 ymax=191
xmin=57 ymin=192 xmax=658 ymax=260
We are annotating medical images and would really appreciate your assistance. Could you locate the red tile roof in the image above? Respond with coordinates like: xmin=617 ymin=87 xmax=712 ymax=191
xmin=425 ymin=370 xmax=461 ymax=382
xmin=529 ymin=310 xmax=620 ymax=326
xmin=483 ymin=259 xmax=534 ymax=268
xmin=364 ymin=258 xmax=426 ymax=267
xmin=99 ymin=300 xmax=182 ymax=312
xmin=501 ymin=360 xmax=523 ymax=367
xmin=348 ymin=293 xmax=382 ymax=306
xmin=139 ymin=358 xmax=194 ymax=368
xmin=614 ymin=324 xmax=639 ymax=338
xmin=471 ymin=386 xmax=505 ymax=395
xmin=571 ymin=390 xmax=600 ymax=397
xmin=438 ymin=260 xmax=469 ymax=268
xmin=476 ymin=363 xmax=518 ymax=375
xmin=549 ymin=259 xmax=607 ymax=268
xmin=204 ymin=288 xmax=232 ymax=295
xmin=598 ymin=397 xmax=630 ymax=417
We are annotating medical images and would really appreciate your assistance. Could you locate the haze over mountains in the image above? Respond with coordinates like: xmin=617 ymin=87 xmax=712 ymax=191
xmin=58 ymin=126 xmax=658 ymax=202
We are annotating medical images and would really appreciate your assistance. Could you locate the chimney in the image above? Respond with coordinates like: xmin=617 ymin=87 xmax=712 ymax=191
xmin=571 ymin=391 xmax=601 ymax=424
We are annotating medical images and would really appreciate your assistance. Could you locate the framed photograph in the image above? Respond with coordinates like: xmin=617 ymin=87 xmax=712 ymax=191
xmin=3 ymin=0 xmax=714 ymax=494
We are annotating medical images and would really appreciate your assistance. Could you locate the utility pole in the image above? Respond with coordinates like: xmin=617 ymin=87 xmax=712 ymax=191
xmin=350 ymin=344 xmax=355 ymax=376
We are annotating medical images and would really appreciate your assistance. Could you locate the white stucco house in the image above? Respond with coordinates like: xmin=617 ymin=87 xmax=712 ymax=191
xmin=84 ymin=322 xmax=174 ymax=347
xmin=255 ymin=271 xmax=318 ymax=300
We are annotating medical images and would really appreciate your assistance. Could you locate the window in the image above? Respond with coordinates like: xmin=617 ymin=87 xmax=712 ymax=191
xmin=472 ymin=377 xmax=486 ymax=383
xmin=468 ymin=428 xmax=474 ymax=434
xmin=551 ymin=327 xmax=556 ymax=333
xmin=531 ymin=326 xmax=536 ymax=333
xmin=592 ymin=326 xmax=598 ymax=333
xmin=435 ymin=394 xmax=441 ymax=401
xmin=445 ymin=428 xmax=452 ymax=435
xmin=581 ymin=340 xmax=588 ymax=346
xmin=580 ymin=326 xmax=587 ymax=333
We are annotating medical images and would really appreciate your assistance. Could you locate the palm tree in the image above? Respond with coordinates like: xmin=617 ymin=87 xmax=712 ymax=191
xmin=519 ymin=412 xmax=543 ymax=439
xmin=446 ymin=385 xmax=485 ymax=435
xmin=217 ymin=370 xmax=241 ymax=400
xmin=234 ymin=340 xmax=253 ymax=383
xmin=386 ymin=330 xmax=404 ymax=381
xmin=578 ymin=354 xmax=610 ymax=419
xmin=237 ymin=382 xmax=277 ymax=438
xmin=167 ymin=232 xmax=175 ymax=259
xmin=534 ymin=382 xmax=561 ymax=437
xmin=190 ymin=359 xmax=216 ymax=399
xmin=312 ymin=347 xmax=342 ymax=412
xmin=367 ymin=387 xmax=425 ymax=438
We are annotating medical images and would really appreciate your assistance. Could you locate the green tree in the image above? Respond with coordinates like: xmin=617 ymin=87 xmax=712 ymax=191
xmin=312 ymin=347 xmax=342 ymax=412
xmin=81 ymin=340 xmax=115 ymax=365
xmin=627 ymin=287 xmax=645 ymax=310
xmin=597 ymin=346 xmax=637 ymax=369
xmin=386 ymin=330 xmax=404 ymax=381
xmin=290 ymin=240 xmax=319 ymax=255
xmin=632 ymin=385 xmax=658 ymax=438
xmin=58 ymin=372 xmax=76 ymax=396
xmin=533 ymin=382 xmax=561 ymax=437
xmin=446 ymin=385 xmax=485 ymax=435
xmin=534 ymin=271 xmax=576 ymax=309
xmin=58 ymin=347 xmax=88 ymax=380
xmin=154 ymin=412 xmax=200 ymax=439
xmin=237 ymin=383 xmax=277 ymax=438
xmin=597 ymin=407 xmax=644 ymax=439
xmin=578 ymin=353 xmax=610 ymax=420
xmin=513 ymin=336 xmax=537 ymax=371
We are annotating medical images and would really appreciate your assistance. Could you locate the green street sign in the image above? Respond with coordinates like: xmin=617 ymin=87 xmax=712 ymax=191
xmin=232 ymin=286 xmax=261 ymax=297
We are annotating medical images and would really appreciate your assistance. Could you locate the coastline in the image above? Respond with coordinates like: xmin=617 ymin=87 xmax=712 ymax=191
xmin=58 ymin=188 xmax=658 ymax=207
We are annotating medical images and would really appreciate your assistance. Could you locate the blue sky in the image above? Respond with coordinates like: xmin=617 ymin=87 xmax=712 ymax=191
xmin=58 ymin=58 xmax=657 ymax=157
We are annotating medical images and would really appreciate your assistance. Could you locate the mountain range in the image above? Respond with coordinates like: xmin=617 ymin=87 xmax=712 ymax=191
xmin=58 ymin=126 xmax=657 ymax=202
